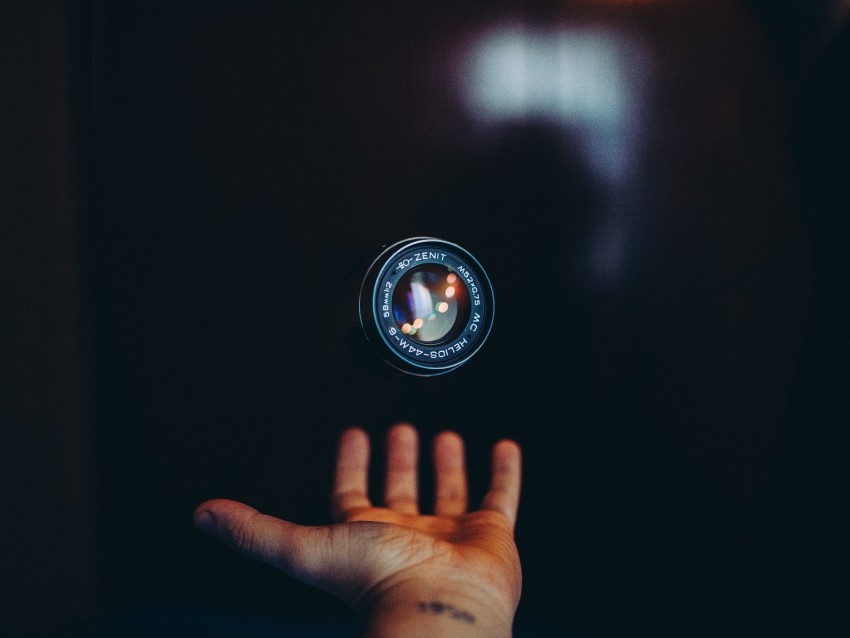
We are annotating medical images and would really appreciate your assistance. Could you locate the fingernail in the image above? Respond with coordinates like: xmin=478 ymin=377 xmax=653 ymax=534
xmin=194 ymin=509 xmax=216 ymax=531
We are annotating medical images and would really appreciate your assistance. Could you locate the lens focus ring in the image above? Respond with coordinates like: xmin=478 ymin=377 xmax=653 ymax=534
xmin=359 ymin=237 xmax=495 ymax=376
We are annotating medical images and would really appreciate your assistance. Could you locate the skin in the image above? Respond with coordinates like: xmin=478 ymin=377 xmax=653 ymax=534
xmin=193 ymin=423 xmax=522 ymax=637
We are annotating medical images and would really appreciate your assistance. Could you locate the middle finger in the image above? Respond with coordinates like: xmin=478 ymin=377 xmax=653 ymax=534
xmin=384 ymin=423 xmax=419 ymax=514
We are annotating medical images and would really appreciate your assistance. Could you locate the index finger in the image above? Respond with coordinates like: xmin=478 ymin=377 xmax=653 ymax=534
xmin=331 ymin=427 xmax=372 ymax=521
xmin=480 ymin=439 xmax=522 ymax=529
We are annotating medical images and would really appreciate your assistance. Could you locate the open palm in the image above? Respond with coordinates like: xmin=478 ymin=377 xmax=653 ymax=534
xmin=194 ymin=424 xmax=522 ymax=619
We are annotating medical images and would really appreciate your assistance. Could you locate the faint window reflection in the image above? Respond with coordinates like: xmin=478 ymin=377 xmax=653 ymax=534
xmin=458 ymin=25 xmax=651 ymax=286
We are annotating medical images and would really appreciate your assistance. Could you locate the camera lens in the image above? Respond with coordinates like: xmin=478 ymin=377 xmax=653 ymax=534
xmin=359 ymin=237 xmax=495 ymax=376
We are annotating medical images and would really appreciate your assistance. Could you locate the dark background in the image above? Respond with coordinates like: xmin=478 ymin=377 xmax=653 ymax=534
xmin=2 ymin=1 xmax=848 ymax=637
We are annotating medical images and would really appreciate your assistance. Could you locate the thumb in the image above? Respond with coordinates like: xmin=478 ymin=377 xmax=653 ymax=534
xmin=193 ymin=498 xmax=337 ymax=591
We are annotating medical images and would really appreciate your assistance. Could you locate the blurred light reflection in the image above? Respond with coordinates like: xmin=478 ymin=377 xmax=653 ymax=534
xmin=459 ymin=25 xmax=651 ymax=286
xmin=461 ymin=24 xmax=647 ymax=182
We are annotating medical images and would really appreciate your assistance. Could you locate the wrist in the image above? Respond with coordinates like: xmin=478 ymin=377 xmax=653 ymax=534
xmin=359 ymin=574 xmax=516 ymax=638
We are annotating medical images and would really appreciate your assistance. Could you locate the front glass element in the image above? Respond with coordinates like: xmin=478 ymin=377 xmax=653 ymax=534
xmin=391 ymin=264 xmax=470 ymax=344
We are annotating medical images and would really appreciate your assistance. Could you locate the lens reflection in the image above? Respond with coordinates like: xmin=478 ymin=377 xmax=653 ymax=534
xmin=392 ymin=264 xmax=470 ymax=344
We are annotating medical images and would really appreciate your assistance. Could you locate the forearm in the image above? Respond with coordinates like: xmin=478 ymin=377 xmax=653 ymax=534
xmin=358 ymin=579 xmax=515 ymax=638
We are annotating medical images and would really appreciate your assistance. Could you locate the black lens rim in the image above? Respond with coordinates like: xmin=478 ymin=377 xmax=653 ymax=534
xmin=359 ymin=237 xmax=495 ymax=376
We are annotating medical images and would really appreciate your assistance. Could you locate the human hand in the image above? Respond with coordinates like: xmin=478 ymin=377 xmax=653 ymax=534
xmin=193 ymin=423 xmax=522 ymax=637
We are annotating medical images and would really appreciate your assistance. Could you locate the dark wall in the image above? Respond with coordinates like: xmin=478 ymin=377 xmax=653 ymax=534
xmin=2 ymin=1 xmax=847 ymax=637
xmin=1 ymin=3 xmax=99 ymax=637
xmin=745 ymin=10 xmax=850 ymax=635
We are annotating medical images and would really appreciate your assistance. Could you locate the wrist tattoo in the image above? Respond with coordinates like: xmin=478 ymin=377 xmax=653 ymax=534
xmin=417 ymin=601 xmax=476 ymax=624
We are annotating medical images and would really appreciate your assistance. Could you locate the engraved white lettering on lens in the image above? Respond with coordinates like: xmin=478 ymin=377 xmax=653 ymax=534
xmin=382 ymin=282 xmax=392 ymax=318
xmin=430 ymin=338 xmax=469 ymax=359
xmin=414 ymin=251 xmax=448 ymax=261
xmin=456 ymin=265 xmax=481 ymax=305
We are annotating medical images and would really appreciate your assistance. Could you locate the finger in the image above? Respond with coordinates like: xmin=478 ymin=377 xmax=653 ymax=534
xmin=433 ymin=430 xmax=468 ymax=516
xmin=193 ymin=498 xmax=336 ymax=590
xmin=480 ymin=439 xmax=522 ymax=529
xmin=332 ymin=427 xmax=372 ymax=521
xmin=384 ymin=423 xmax=419 ymax=514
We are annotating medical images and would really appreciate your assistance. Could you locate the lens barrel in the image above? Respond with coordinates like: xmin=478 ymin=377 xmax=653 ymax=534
xmin=359 ymin=237 xmax=495 ymax=376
